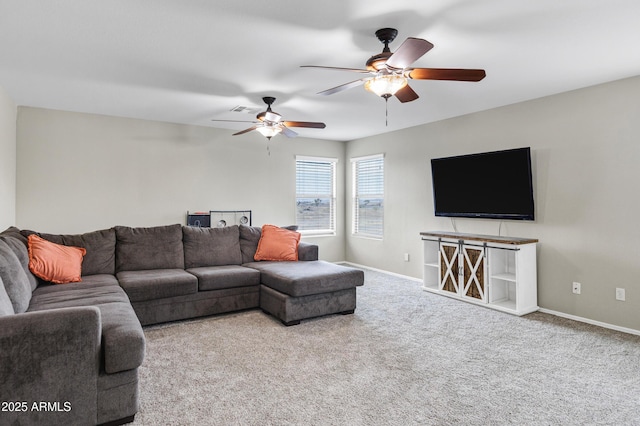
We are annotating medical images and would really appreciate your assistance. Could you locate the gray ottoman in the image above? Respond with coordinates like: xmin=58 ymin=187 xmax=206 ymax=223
xmin=245 ymin=260 xmax=364 ymax=326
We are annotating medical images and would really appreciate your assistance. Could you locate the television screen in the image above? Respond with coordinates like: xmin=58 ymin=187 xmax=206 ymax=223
xmin=430 ymin=147 xmax=535 ymax=220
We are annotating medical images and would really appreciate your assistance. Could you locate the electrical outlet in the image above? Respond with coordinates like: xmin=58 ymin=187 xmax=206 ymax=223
xmin=616 ymin=288 xmax=626 ymax=301
xmin=572 ymin=282 xmax=581 ymax=294
xmin=403 ymin=253 xmax=410 ymax=262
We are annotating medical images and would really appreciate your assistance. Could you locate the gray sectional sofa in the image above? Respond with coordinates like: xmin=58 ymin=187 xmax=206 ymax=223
xmin=0 ymin=223 xmax=364 ymax=426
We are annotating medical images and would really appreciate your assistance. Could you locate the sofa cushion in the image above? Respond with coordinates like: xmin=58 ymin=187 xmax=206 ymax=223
xmin=29 ymin=275 xmax=122 ymax=305
xmin=37 ymin=228 xmax=116 ymax=276
xmin=28 ymin=280 xmax=145 ymax=374
xmin=28 ymin=234 xmax=86 ymax=284
xmin=0 ymin=226 xmax=27 ymax=244
xmin=183 ymin=225 xmax=242 ymax=268
xmin=239 ymin=224 xmax=262 ymax=264
xmin=0 ymin=239 xmax=32 ymax=313
xmin=254 ymin=225 xmax=301 ymax=261
xmin=115 ymin=224 xmax=184 ymax=272
xmin=245 ymin=260 xmax=364 ymax=297
xmin=0 ymin=276 xmax=15 ymax=316
xmin=116 ymin=269 xmax=197 ymax=302
xmin=187 ymin=265 xmax=261 ymax=291
xmin=0 ymin=235 xmax=38 ymax=291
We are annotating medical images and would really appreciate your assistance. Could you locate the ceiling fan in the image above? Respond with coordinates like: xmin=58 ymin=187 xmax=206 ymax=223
xmin=211 ymin=96 xmax=326 ymax=140
xmin=302 ymin=28 xmax=486 ymax=103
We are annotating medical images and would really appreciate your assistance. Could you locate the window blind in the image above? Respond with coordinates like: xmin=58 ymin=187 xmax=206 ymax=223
xmin=352 ymin=154 xmax=384 ymax=238
xmin=295 ymin=156 xmax=337 ymax=234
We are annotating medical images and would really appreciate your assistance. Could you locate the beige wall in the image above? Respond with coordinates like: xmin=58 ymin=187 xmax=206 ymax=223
xmin=16 ymin=108 xmax=346 ymax=261
xmin=0 ymin=86 xmax=16 ymax=230
xmin=345 ymin=75 xmax=640 ymax=331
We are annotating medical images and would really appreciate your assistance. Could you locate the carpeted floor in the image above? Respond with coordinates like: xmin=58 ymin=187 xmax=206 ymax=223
xmin=132 ymin=268 xmax=640 ymax=425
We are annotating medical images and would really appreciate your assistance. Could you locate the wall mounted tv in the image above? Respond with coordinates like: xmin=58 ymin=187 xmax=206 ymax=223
xmin=430 ymin=147 xmax=535 ymax=221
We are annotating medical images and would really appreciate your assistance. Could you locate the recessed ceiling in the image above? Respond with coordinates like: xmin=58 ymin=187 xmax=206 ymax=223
xmin=1 ymin=0 xmax=639 ymax=141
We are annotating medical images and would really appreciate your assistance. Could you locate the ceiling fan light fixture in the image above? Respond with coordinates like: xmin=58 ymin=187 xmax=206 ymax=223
xmin=364 ymin=74 xmax=408 ymax=98
xmin=256 ymin=124 xmax=282 ymax=139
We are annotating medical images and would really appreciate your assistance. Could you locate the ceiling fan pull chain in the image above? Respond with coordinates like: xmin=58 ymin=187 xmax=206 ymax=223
xmin=385 ymin=95 xmax=389 ymax=126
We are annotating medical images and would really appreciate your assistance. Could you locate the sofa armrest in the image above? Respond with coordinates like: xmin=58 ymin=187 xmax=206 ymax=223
xmin=298 ymin=242 xmax=319 ymax=261
xmin=0 ymin=307 xmax=101 ymax=426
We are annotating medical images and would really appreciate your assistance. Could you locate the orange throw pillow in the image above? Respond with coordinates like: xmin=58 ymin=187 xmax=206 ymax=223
xmin=254 ymin=225 xmax=301 ymax=261
xmin=28 ymin=234 xmax=86 ymax=284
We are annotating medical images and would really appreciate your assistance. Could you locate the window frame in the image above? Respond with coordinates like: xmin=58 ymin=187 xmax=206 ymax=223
xmin=295 ymin=155 xmax=338 ymax=236
xmin=351 ymin=153 xmax=385 ymax=239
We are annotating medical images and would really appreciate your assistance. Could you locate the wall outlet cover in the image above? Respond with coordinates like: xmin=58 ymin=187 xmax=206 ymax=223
xmin=572 ymin=282 xmax=581 ymax=294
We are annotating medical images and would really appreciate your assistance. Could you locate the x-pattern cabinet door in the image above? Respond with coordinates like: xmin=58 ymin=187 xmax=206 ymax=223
xmin=461 ymin=245 xmax=486 ymax=302
xmin=439 ymin=242 xmax=459 ymax=294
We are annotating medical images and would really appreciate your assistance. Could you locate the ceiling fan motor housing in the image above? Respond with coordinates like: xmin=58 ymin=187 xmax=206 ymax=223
xmin=367 ymin=28 xmax=399 ymax=72
xmin=262 ymin=96 xmax=276 ymax=106
xmin=257 ymin=97 xmax=282 ymax=122
xmin=375 ymin=28 xmax=398 ymax=48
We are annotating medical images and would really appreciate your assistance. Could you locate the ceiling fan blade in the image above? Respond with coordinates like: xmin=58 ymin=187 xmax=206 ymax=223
xmin=281 ymin=126 xmax=298 ymax=138
xmin=301 ymin=65 xmax=370 ymax=73
xmin=283 ymin=121 xmax=326 ymax=129
xmin=386 ymin=37 xmax=434 ymax=70
xmin=232 ymin=126 xmax=258 ymax=136
xmin=394 ymin=85 xmax=419 ymax=103
xmin=318 ymin=78 xmax=366 ymax=96
xmin=409 ymin=68 xmax=486 ymax=82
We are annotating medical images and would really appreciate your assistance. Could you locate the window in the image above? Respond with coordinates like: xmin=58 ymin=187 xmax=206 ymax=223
xmin=352 ymin=154 xmax=384 ymax=238
xmin=295 ymin=156 xmax=337 ymax=235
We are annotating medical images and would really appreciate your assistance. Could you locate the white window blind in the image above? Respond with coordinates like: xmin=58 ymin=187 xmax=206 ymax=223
xmin=352 ymin=154 xmax=384 ymax=238
xmin=295 ymin=156 xmax=337 ymax=234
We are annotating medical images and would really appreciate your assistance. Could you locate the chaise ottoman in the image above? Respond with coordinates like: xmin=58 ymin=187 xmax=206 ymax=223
xmin=244 ymin=260 xmax=364 ymax=326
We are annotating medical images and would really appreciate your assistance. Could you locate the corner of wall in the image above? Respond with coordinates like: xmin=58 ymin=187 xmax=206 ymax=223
xmin=0 ymin=85 xmax=17 ymax=229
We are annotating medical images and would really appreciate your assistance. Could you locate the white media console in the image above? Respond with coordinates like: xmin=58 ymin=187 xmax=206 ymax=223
xmin=421 ymin=231 xmax=538 ymax=316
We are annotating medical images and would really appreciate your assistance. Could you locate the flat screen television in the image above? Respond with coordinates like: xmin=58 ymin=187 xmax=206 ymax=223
xmin=430 ymin=147 xmax=535 ymax=220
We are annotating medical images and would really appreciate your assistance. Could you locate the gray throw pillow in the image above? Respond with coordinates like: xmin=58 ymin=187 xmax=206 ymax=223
xmin=0 ymin=239 xmax=32 ymax=313
xmin=183 ymin=225 xmax=242 ymax=268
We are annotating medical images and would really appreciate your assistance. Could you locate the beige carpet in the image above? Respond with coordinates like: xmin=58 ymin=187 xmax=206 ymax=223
xmin=132 ymin=268 xmax=640 ymax=425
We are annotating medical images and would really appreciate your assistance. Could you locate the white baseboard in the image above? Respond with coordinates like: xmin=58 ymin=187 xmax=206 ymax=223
xmin=335 ymin=261 xmax=640 ymax=336
xmin=538 ymin=308 xmax=640 ymax=337
xmin=335 ymin=261 xmax=423 ymax=283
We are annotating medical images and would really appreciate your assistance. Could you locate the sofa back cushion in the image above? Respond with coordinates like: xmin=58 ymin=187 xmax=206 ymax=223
xmin=0 ymin=276 xmax=15 ymax=316
xmin=0 ymin=226 xmax=28 ymax=244
xmin=0 ymin=235 xmax=38 ymax=291
xmin=183 ymin=225 xmax=242 ymax=268
xmin=0 ymin=239 xmax=32 ymax=313
xmin=115 ymin=224 xmax=184 ymax=272
xmin=239 ymin=225 xmax=262 ymax=264
xmin=37 ymin=229 xmax=116 ymax=276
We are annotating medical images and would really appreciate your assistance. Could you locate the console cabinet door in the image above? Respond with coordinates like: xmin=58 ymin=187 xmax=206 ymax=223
xmin=439 ymin=242 xmax=459 ymax=294
xmin=461 ymin=245 xmax=486 ymax=302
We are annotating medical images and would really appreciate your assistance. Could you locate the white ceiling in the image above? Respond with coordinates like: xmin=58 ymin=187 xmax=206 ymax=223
xmin=1 ymin=0 xmax=639 ymax=142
